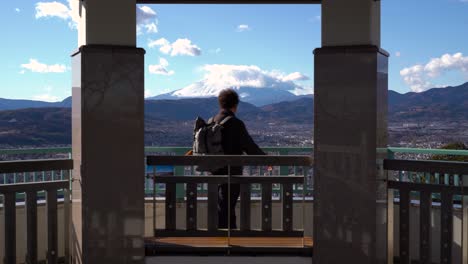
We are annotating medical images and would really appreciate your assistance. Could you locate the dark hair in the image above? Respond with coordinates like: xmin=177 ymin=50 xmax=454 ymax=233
xmin=218 ymin=89 xmax=239 ymax=109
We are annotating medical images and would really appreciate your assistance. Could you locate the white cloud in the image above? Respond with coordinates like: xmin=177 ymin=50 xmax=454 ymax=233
xmin=32 ymin=87 xmax=60 ymax=102
xmin=21 ymin=59 xmax=67 ymax=73
xmin=15 ymin=8 xmax=20 ymax=13
xmin=145 ymin=89 xmax=155 ymax=98
xmin=237 ymin=24 xmax=251 ymax=32
xmin=36 ymin=2 xmax=157 ymax=33
xmin=33 ymin=94 xmax=60 ymax=102
xmin=289 ymin=85 xmax=314 ymax=96
xmin=148 ymin=38 xmax=202 ymax=56
xmin=149 ymin=58 xmax=175 ymax=76
xmin=36 ymin=1 xmax=69 ymax=19
xmin=281 ymin=72 xmax=310 ymax=82
xmin=171 ymin=64 xmax=311 ymax=97
xmin=137 ymin=5 xmax=158 ymax=34
xmin=35 ymin=0 xmax=79 ymax=29
xmin=395 ymin=51 xmax=401 ymax=57
xmin=400 ymin=53 xmax=468 ymax=92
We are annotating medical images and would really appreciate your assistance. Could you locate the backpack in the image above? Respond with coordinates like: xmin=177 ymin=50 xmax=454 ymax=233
xmin=192 ymin=115 xmax=233 ymax=172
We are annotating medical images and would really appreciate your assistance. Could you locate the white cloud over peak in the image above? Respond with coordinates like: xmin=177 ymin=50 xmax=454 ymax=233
xmin=33 ymin=86 xmax=60 ymax=102
xmin=137 ymin=5 xmax=158 ymax=34
xmin=281 ymin=72 xmax=310 ymax=82
xmin=148 ymin=38 xmax=202 ymax=56
xmin=149 ymin=58 xmax=175 ymax=76
xmin=171 ymin=64 xmax=311 ymax=97
xmin=21 ymin=59 xmax=67 ymax=73
xmin=400 ymin=53 xmax=468 ymax=92
xmin=15 ymin=8 xmax=20 ymax=12
xmin=237 ymin=24 xmax=251 ymax=32
xmin=33 ymin=94 xmax=60 ymax=102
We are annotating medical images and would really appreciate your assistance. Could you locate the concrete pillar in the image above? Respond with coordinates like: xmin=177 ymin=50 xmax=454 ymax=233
xmin=71 ymin=0 xmax=145 ymax=263
xmin=313 ymin=0 xmax=388 ymax=263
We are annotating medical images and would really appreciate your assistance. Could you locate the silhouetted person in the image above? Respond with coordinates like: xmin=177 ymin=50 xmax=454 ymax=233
xmin=212 ymin=89 xmax=265 ymax=229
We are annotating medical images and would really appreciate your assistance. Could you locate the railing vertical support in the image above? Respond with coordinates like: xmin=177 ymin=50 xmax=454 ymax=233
xmin=64 ymin=187 xmax=71 ymax=264
xmin=26 ymin=191 xmax=38 ymax=264
xmin=227 ymin=165 xmax=231 ymax=249
xmin=420 ymin=190 xmax=432 ymax=264
xmin=152 ymin=167 xmax=157 ymax=236
xmin=240 ymin=183 xmax=251 ymax=231
xmin=387 ymin=185 xmax=394 ymax=264
xmin=282 ymin=183 xmax=293 ymax=232
xmin=186 ymin=183 xmax=197 ymax=231
xmin=261 ymin=182 xmax=272 ymax=232
xmin=207 ymin=183 xmax=218 ymax=231
xmin=4 ymin=191 xmax=16 ymax=264
xmin=440 ymin=190 xmax=453 ymax=264
xmin=462 ymin=175 xmax=468 ymax=264
xmin=165 ymin=182 xmax=177 ymax=230
xmin=399 ymin=186 xmax=410 ymax=264
xmin=46 ymin=189 xmax=58 ymax=264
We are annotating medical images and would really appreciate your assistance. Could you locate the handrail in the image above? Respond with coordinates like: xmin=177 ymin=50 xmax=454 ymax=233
xmin=2 ymin=146 xmax=468 ymax=158
xmin=384 ymin=159 xmax=468 ymax=174
xmin=0 ymin=180 xmax=69 ymax=193
xmin=0 ymin=159 xmax=73 ymax=174
xmin=147 ymin=155 xmax=313 ymax=166
xmin=153 ymin=175 xmax=305 ymax=184
xmin=384 ymin=147 xmax=468 ymax=156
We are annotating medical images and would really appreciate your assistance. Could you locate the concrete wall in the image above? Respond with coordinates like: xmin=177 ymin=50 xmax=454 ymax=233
xmin=0 ymin=201 xmax=464 ymax=263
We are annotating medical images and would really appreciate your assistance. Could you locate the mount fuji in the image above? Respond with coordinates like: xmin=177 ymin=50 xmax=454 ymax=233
xmin=147 ymin=64 xmax=313 ymax=106
xmin=149 ymin=85 xmax=306 ymax=106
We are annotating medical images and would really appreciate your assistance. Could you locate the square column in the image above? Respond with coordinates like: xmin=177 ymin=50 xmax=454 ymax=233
xmin=313 ymin=46 xmax=388 ymax=264
xmin=72 ymin=45 xmax=145 ymax=263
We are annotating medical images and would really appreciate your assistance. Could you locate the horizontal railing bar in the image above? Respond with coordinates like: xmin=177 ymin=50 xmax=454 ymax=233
xmin=385 ymin=147 xmax=468 ymax=156
xmin=147 ymin=155 xmax=313 ymax=166
xmin=387 ymin=181 xmax=466 ymax=195
xmin=384 ymin=159 xmax=468 ymax=174
xmin=0 ymin=159 xmax=73 ymax=174
xmin=152 ymin=175 xmax=304 ymax=184
xmin=154 ymin=229 xmax=304 ymax=237
xmin=232 ymin=176 xmax=304 ymax=184
xmin=153 ymin=176 xmax=227 ymax=184
xmin=0 ymin=180 xmax=69 ymax=193
xmin=137 ymin=0 xmax=321 ymax=4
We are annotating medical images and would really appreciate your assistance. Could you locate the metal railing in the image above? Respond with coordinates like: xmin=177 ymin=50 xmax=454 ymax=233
xmin=384 ymin=159 xmax=468 ymax=264
xmin=0 ymin=159 xmax=73 ymax=264
xmin=146 ymin=155 xmax=313 ymax=247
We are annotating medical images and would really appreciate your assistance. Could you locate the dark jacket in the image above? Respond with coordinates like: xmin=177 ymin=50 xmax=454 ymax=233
xmin=211 ymin=109 xmax=265 ymax=175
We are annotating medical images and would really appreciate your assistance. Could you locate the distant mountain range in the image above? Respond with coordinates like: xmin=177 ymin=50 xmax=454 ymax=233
xmin=0 ymin=97 xmax=71 ymax=111
xmin=149 ymin=86 xmax=307 ymax=106
xmin=0 ymin=82 xmax=467 ymax=146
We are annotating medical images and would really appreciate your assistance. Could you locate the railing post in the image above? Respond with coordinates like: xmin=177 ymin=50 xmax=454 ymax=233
xmin=3 ymin=191 xmax=16 ymax=264
xmin=462 ymin=174 xmax=468 ymax=264
xmin=440 ymin=190 xmax=453 ymax=264
xmin=152 ymin=166 xmax=157 ymax=236
xmin=46 ymin=189 xmax=58 ymax=264
xmin=64 ymin=187 xmax=71 ymax=264
xmin=26 ymin=191 xmax=38 ymax=264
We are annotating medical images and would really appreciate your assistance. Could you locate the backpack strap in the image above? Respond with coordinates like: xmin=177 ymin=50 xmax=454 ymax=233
xmin=219 ymin=115 xmax=233 ymax=125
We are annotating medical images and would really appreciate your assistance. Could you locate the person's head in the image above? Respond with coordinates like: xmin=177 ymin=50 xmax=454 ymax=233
xmin=218 ymin=89 xmax=239 ymax=113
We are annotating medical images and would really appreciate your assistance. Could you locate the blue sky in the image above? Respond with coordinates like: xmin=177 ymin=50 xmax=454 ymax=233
xmin=0 ymin=1 xmax=467 ymax=101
